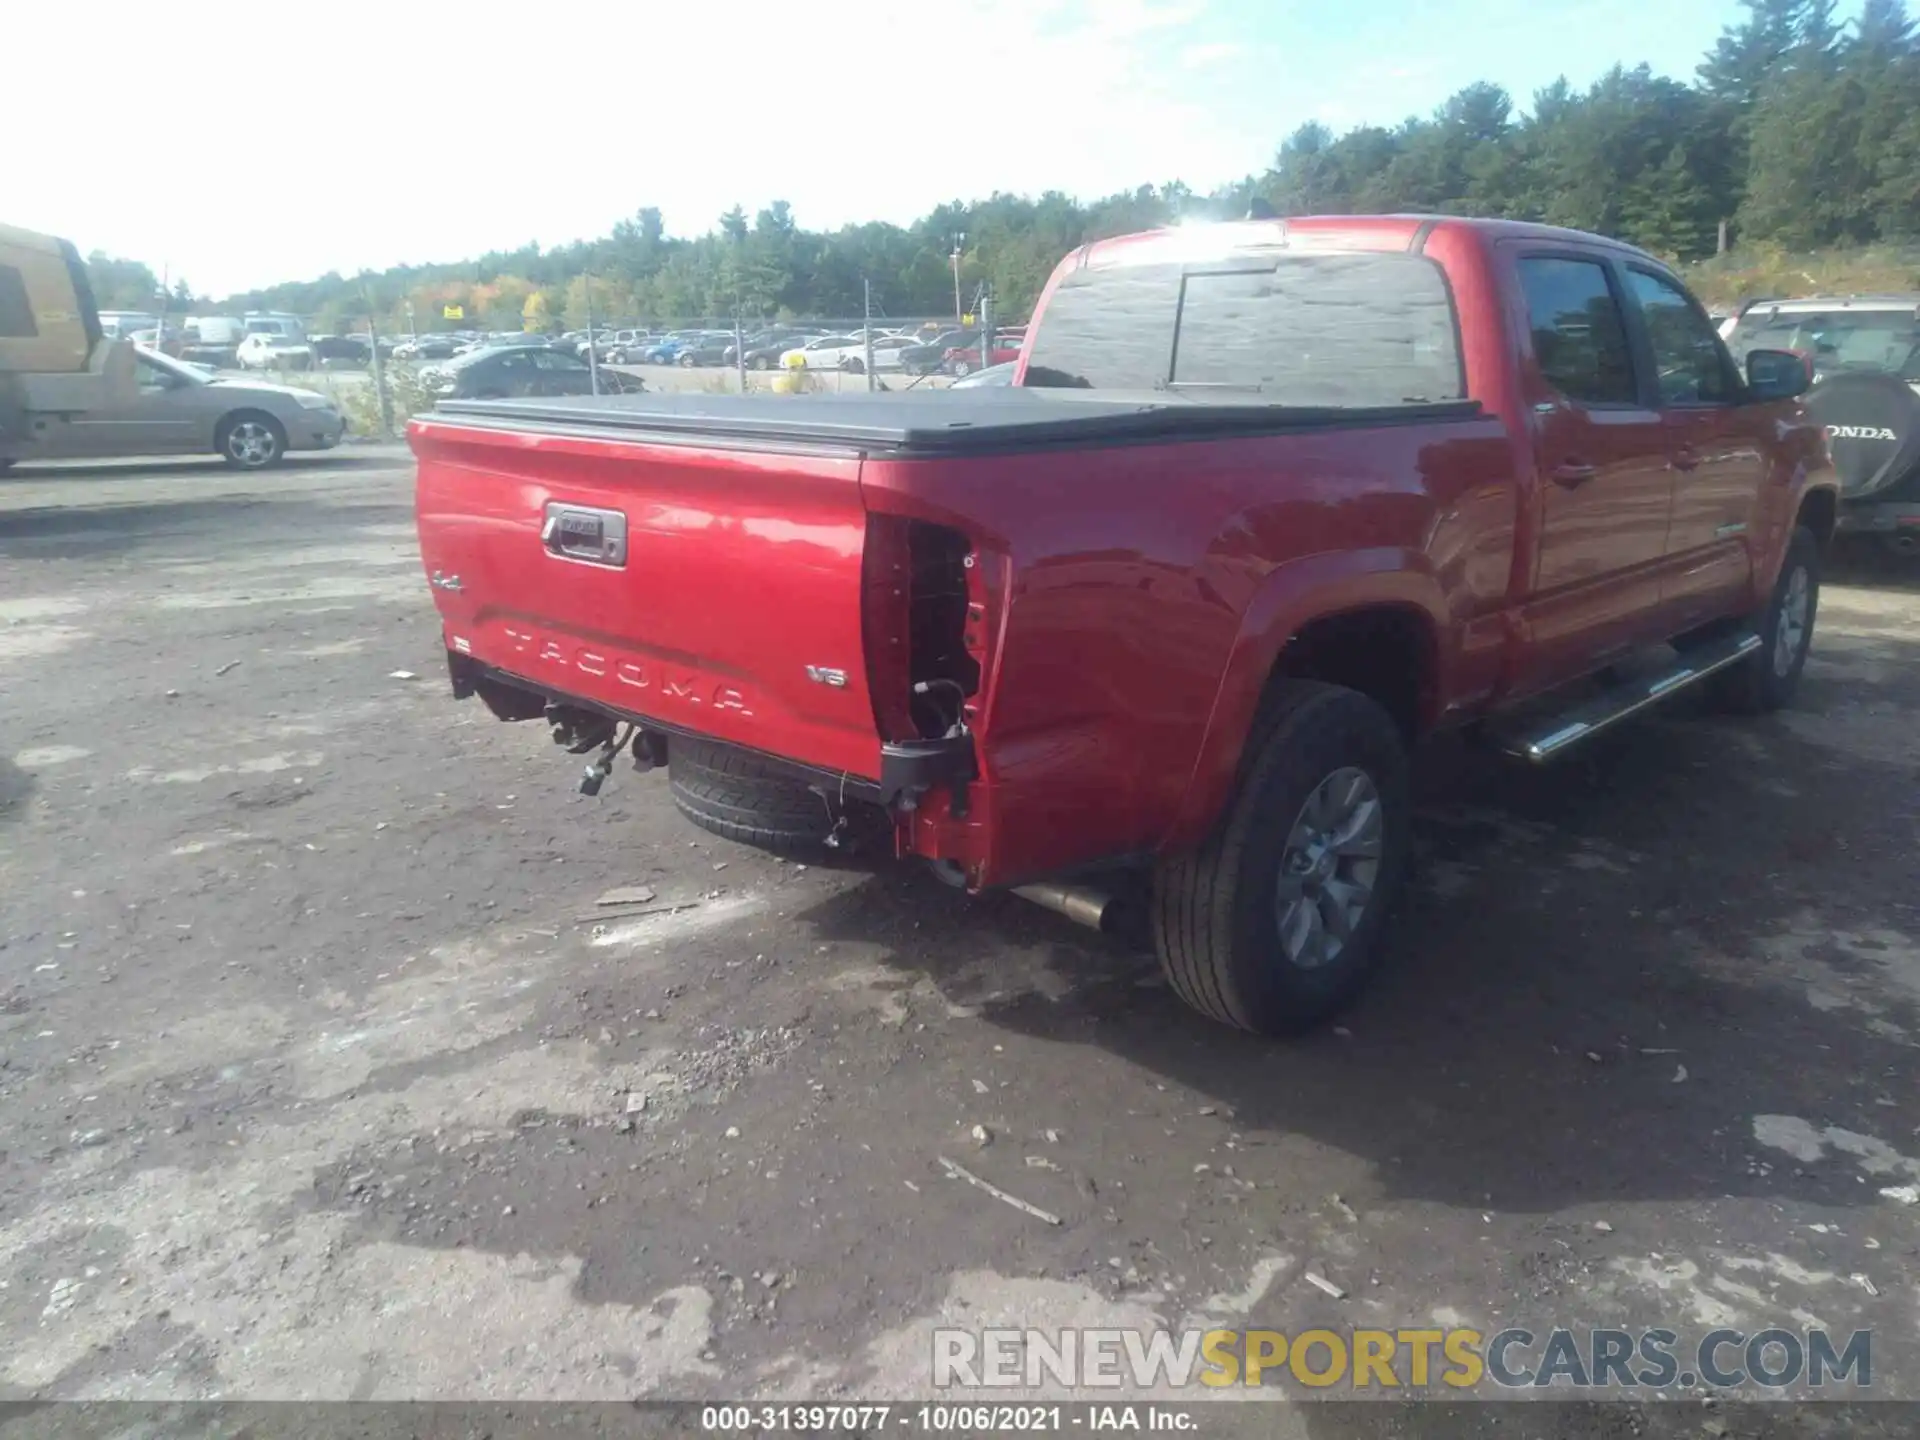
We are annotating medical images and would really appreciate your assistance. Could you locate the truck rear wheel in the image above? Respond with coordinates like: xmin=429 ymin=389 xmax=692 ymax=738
xmin=1705 ymin=524 xmax=1820 ymax=714
xmin=669 ymin=738 xmax=838 ymax=853
xmin=1152 ymin=681 xmax=1411 ymax=1035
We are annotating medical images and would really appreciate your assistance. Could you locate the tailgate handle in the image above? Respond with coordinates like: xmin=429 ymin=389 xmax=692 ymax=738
xmin=541 ymin=502 xmax=628 ymax=567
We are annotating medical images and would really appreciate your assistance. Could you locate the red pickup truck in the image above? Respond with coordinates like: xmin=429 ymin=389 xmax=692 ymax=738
xmin=410 ymin=214 xmax=1837 ymax=1035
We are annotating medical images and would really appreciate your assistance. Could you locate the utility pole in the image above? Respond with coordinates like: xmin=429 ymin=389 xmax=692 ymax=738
xmin=585 ymin=274 xmax=600 ymax=397
xmin=950 ymin=233 xmax=965 ymax=325
xmin=155 ymin=262 xmax=168 ymax=352
xmin=863 ymin=278 xmax=876 ymax=393
xmin=978 ymin=289 xmax=993 ymax=376
xmin=366 ymin=308 xmax=394 ymax=440
xmin=405 ymin=300 xmax=418 ymax=344
xmin=735 ymin=312 xmax=747 ymax=394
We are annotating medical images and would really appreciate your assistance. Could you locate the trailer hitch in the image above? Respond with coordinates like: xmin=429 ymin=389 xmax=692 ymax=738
xmin=577 ymin=722 xmax=637 ymax=797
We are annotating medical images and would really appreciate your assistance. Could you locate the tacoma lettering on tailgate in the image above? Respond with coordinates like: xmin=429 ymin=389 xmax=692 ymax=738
xmin=500 ymin=626 xmax=756 ymax=717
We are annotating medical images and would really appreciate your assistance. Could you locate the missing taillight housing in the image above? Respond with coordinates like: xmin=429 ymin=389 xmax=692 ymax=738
xmin=906 ymin=522 xmax=980 ymax=738
xmin=862 ymin=515 xmax=983 ymax=742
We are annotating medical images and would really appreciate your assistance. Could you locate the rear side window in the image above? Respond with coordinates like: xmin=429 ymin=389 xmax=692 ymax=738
xmin=0 ymin=265 xmax=38 ymax=338
xmin=1517 ymin=258 xmax=1635 ymax=405
xmin=1024 ymin=253 xmax=1464 ymax=406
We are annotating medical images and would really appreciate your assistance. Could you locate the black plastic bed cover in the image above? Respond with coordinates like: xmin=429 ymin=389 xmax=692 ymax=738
xmin=423 ymin=390 xmax=1483 ymax=458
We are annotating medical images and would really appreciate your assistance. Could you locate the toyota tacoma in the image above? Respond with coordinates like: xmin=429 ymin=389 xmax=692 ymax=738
xmin=409 ymin=215 xmax=1837 ymax=1034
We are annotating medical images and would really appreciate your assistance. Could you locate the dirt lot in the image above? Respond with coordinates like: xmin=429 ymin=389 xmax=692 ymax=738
xmin=0 ymin=449 xmax=1916 ymax=1433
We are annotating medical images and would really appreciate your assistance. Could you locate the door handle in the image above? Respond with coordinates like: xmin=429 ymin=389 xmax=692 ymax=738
xmin=1671 ymin=448 xmax=1700 ymax=472
xmin=1550 ymin=461 xmax=1598 ymax=488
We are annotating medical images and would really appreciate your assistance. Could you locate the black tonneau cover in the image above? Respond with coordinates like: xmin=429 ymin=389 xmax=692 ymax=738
xmin=428 ymin=390 xmax=1482 ymax=457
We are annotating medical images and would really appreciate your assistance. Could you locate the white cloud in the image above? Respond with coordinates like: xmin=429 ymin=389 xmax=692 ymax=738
xmin=4 ymin=0 xmax=1268 ymax=295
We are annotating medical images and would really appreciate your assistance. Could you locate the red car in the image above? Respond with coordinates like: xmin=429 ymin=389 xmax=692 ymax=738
xmin=943 ymin=333 xmax=1022 ymax=377
xmin=411 ymin=214 xmax=1836 ymax=1034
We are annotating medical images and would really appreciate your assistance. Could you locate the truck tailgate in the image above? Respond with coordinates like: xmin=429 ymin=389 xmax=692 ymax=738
xmin=410 ymin=416 xmax=883 ymax=780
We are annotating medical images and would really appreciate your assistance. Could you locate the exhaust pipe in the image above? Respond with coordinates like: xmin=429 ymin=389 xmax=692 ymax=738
xmin=1013 ymin=882 xmax=1114 ymax=932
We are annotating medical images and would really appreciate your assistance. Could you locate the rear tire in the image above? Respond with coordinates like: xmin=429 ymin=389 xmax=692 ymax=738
xmin=669 ymin=739 xmax=837 ymax=853
xmin=1151 ymin=681 xmax=1412 ymax=1035
xmin=1705 ymin=525 xmax=1820 ymax=714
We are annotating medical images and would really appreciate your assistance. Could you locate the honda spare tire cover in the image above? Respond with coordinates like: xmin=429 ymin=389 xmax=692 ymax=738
xmin=1804 ymin=371 xmax=1920 ymax=499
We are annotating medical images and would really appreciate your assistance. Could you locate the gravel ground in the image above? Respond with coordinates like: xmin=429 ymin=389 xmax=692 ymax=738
xmin=0 ymin=449 xmax=1915 ymax=1436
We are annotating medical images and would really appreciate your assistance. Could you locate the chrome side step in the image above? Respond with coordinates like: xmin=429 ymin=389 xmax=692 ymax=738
xmin=1499 ymin=632 xmax=1762 ymax=763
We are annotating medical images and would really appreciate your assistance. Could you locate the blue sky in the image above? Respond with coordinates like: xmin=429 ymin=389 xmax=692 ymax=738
xmin=6 ymin=0 xmax=1867 ymax=296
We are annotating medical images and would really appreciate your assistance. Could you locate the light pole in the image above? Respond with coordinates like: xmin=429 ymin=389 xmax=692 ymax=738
xmin=950 ymin=232 xmax=965 ymax=325
xmin=584 ymin=273 xmax=600 ymax=397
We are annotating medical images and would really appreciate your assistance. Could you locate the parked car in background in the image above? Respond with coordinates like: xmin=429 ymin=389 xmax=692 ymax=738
xmin=779 ymin=335 xmax=865 ymax=370
xmin=1721 ymin=293 xmax=1920 ymax=553
xmin=863 ymin=334 xmax=926 ymax=371
xmin=637 ymin=337 xmax=692 ymax=364
xmin=418 ymin=345 xmax=644 ymax=400
xmin=455 ymin=332 xmax=533 ymax=356
xmin=674 ymin=334 xmax=737 ymax=367
xmin=943 ymin=333 xmax=1024 ymax=376
xmin=589 ymin=329 xmax=652 ymax=362
xmin=947 ymin=360 xmax=1018 ymax=388
xmin=236 ymin=333 xmax=315 ymax=371
xmin=393 ymin=335 xmax=458 ymax=361
xmin=3 ymin=347 xmax=342 ymax=469
xmin=97 ymin=311 xmax=160 ymax=341
xmin=310 ymin=335 xmax=384 ymax=369
xmin=735 ymin=333 xmax=809 ymax=369
xmin=898 ymin=329 xmax=976 ymax=375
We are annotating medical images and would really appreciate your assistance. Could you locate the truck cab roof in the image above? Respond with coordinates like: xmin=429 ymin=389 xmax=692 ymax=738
xmin=1070 ymin=213 xmax=1669 ymax=270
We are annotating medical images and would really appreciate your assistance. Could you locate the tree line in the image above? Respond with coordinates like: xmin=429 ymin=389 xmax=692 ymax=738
xmin=89 ymin=0 xmax=1920 ymax=333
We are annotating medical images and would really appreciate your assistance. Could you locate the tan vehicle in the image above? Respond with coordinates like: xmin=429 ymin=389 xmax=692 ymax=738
xmin=1 ymin=221 xmax=137 ymax=471
xmin=13 ymin=347 xmax=347 ymax=469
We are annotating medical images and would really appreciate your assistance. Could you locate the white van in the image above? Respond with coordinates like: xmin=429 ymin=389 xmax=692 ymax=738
xmin=244 ymin=312 xmax=308 ymax=341
xmin=190 ymin=316 xmax=245 ymax=346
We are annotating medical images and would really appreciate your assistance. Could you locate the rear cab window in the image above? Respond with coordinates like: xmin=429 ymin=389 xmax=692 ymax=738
xmin=1024 ymin=249 xmax=1465 ymax=405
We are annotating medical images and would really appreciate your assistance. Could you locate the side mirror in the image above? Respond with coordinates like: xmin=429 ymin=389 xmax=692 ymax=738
xmin=1746 ymin=348 xmax=1811 ymax=401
